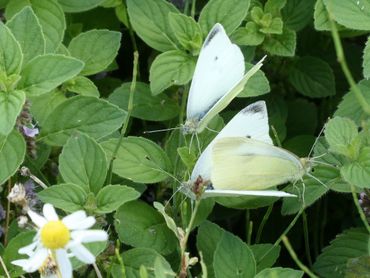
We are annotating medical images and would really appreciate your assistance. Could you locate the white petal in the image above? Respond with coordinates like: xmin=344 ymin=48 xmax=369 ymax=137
xmin=72 ymin=217 xmax=96 ymax=230
xmin=11 ymin=259 xmax=29 ymax=269
xmin=62 ymin=211 xmax=87 ymax=229
xmin=43 ymin=203 xmax=59 ymax=221
xmin=28 ymin=210 xmax=47 ymax=228
xmin=56 ymin=249 xmax=72 ymax=278
xmin=18 ymin=241 xmax=38 ymax=256
xmin=24 ymin=248 xmax=48 ymax=272
xmin=69 ymin=243 xmax=95 ymax=264
xmin=71 ymin=230 xmax=108 ymax=243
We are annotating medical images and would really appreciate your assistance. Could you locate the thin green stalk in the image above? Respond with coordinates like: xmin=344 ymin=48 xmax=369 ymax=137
xmin=191 ymin=0 xmax=196 ymax=18
xmin=328 ymin=10 xmax=370 ymax=115
xmin=93 ymin=263 xmax=103 ymax=278
xmin=302 ymin=211 xmax=313 ymax=267
xmin=351 ymin=184 xmax=370 ymax=234
xmin=282 ymin=235 xmax=319 ymax=278
xmin=115 ymin=242 xmax=126 ymax=278
xmin=247 ymin=221 xmax=253 ymax=245
xmin=107 ymin=51 xmax=139 ymax=184
xmin=0 ymin=255 xmax=10 ymax=278
xmin=3 ymin=179 xmax=11 ymax=246
xmin=255 ymin=204 xmax=273 ymax=244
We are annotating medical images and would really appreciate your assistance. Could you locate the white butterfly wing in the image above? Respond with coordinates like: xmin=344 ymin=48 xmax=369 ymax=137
xmin=186 ymin=23 xmax=245 ymax=122
xmin=191 ymin=101 xmax=272 ymax=182
xmin=203 ymin=189 xmax=296 ymax=198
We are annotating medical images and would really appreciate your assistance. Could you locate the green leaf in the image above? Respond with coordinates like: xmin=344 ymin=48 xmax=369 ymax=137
xmin=199 ymin=0 xmax=251 ymax=35
xmin=255 ymin=268 xmax=303 ymax=278
xmin=341 ymin=146 xmax=370 ymax=188
xmin=0 ymin=22 xmax=23 ymax=75
xmin=262 ymin=28 xmax=296 ymax=57
xmin=122 ymin=248 xmax=174 ymax=278
xmin=149 ymin=50 xmax=195 ymax=95
xmin=59 ymin=133 xmax=107 ymax=193
xmin=264 ymin=0 xmax=286 ymax=17
xmin=213 ymin=232 xmax=256 ymax=278
xmin=37 ymin=183 xmax=87 ymax=212
xmin=168 ymin=13 xmax=202 ymax=53
xmin=177 ymin=146 xmax=197 ymax=171
xmin=5 ymin=0 xmax=66 ymax=53
xmin=238 ymin=63 xmax=270 ymax=97
xmin=0 ymin=130 xmax=26 ymax=185
xmin=6 ymin=7 xmax=45 ymax=67
xmin=153 ymin=202 xmax=180 ymax=239
xmin=0 ymin=91 xmax=25 ymax=135
xmin=57 ymin=0 xmax=104 ymax=12
xmin=345 ymin=256 xmax=370 ymax=278
xmin=65 ymin=76 xmax=99 ymax=97
xmin=314 ymin=0 xmax=331 ymax=31
xmin=313 ymin=228 xmax=370 ymax=278
xmin=126 ymin=0 xmax=179 ymax=52
xmin=250 ymin=244 xmax=281 ymax=273
xmin=114 ymin=201 xmax=177 ymax=255
xmin=102 ymin=136 xmax=171 ymax=184
xmin=108 ymin=82 xmax=179 ymax=121
xmin=96 ymin=185 xmax=140 ymax=213
xmin=68 ymin=29 xmax=121 ymax=75
xmin=335 ymin=80 xmax=370 ymax=124
xmin=19 ymin=54 xmax=84 ymax=96
xmin=323 ymin=0 xmax=370 ymax=31
xmin=154 ymin=256 xmax=177 ymax=278
xmin=289 ymin=56 xmax=335 ymax=98
xmin=231 ymin=22 xmax=265 ymax=46
xmin=363 ymin=37 xmax=370 ymax=79
xmin=260 ymin=17 xmax=283 ymax=35
xmin=281 ymin=0 xmax=314 ymax=31
xmin=39 ymin=96 xmax=126 ymax=146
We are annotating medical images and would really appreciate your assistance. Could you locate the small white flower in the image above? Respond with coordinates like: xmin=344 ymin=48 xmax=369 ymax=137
xmin=12 ymin=203 xmax=108 ymax=278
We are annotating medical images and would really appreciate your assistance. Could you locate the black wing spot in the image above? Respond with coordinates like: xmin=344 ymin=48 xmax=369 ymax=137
xmin=242 ymin=102 xmax=264 ymax=114
xmin=246 ymin=135 xmax=251 ymax=138
xmin=214 ymin=56 xmax=218 ymax=61
xmin=204 ymin=26 xmax=220 ymax=47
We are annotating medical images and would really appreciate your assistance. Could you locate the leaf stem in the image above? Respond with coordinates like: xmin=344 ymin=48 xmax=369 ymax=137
xmin=282 ymin=235 xmax=319 ymax=278
xmin=302 ymin=211 xmax=313 ymax=267
xmin=255 ymin=204 xmax=273 ymax=244
xmin=191 ymin=0 xmax=197 ymax=18
xmin=351 ymin=184 xmax=370 ymax=234
xmin=0 ymin=255 xmax=10 ymax=278
xmin=93 ymin=263 xmax=103 ymax=278
xmin=3 ymin=179 xmax=11 ymax=246
xmin=107 ymin=51 xmax=139 ymax=184
xmin=327 ymin=9 xmax=370 ymax=115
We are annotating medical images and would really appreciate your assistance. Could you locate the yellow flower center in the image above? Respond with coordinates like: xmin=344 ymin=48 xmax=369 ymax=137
xmin=41 ymin=221 xmax=70 ymax=249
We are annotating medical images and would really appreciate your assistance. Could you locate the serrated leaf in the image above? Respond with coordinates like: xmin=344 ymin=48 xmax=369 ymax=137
xmin=231 ymin=22 xmax=265 ymax=46
xmin=37 ymin=183 xmax=87 ymax=212
xmin=238 ymin=63 xmax=270 ymax=97
xmin=5 ymin=0 xmax=66 ymax=53
xmin=282 ymin=0 xmax=314 ymax=31
xmin=341 ymin=146 xmax=370 ymax=188
xmin=149 ymin=50 xmax=195 ymax=95
xmin=262 ymin=28 xmax=296 ymax=57
xmin=168 ymin=13 xmax=202 ymax=53
xmin=57 ymin=0 xmax=104 ymax=12
xmin=323 ymin=0 xmax=370 ymax=31
xmin=39 ymin=96 xmax=126 ymax=146
xmin=108 ymin=82 xmax=179 ymax=121
xmin=289 ymin=56 xmax=335 ymax=98
xmin=6 ymin=7 xmax=45 ymax=67
xmin=313 ymin=228 xmax=370 ymax=278
xmin=198 ymin=0 xmax=251 ymax=35
xmin=363 ymin=37 xmax=370 ymax=79
xmin=102 ymin=136 xmax=171 ymax=184
xmin=255 ymin=267 xmax=303 ymax=278
xmin=65 ymin=76 xmax=99 ymax=97
xmin=126 ymin=0 xmax=179 ymax=52
xmin=0 ymin=22 xmax=23 ymax=75
xmin=68 ymin=29 xmax=121 ymax=75
xmin=325 ymin=117 xmax=358 ymax=156
xmin=59 ymin=133 xmax=107 ymax=193
xmin=0 ymin=91 xmax=25 ymax=136
xmin=213 ymin=232 xmax=256 ymax=278
xmin=250 ymin=244 xmax=281 ymax=273
xmin=0 ymin=130 xmax=26 ymax=185
xmin=114 ymin=201 xmax=177 ymax=255
xmin=96 ymin=185 xmax=140 ymax=213
xmin=19 ymin=54 xmax=84 ymax=96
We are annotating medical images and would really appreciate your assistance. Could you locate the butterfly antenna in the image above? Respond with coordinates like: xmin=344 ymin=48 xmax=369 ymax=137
xmin=205 ymin=126 xmax=219 ymax=134
xmin=307 ymin=122 xmax=327 ymax=158
xmin=189 ymin=133 xmax=194 ymax=154
xmin=143 ymin=126 xmax=181 ymax=134
xmin=310 ymin=159 xmax=337 ymax=168
xmin=195 ymin=134 xmax=202 ymax=155
xmin=300 ymin=179 xmax=306 ymax=208
xmin=306 ymin=173 xmax=328 ymax=189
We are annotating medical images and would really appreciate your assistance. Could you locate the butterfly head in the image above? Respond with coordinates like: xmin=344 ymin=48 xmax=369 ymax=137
xmin=300 ymin=157 xmax=313 ymax=174
xmin=182 ymin=118 xmax=200 ymax=135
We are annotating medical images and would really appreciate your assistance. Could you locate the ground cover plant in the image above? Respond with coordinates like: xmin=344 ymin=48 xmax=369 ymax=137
xmin=0 ymin=0 xmax=370 ymax=277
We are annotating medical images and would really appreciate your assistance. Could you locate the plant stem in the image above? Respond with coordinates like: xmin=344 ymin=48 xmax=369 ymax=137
xmin=282 ymin=235 xmax=319 ymax=278
xmin=3 ymin=179 xmax=11 ymax=246
xmin=0 ymin=255 xmax=10 ymax=278
xmin=255 ymin=204 xmax=273 ymax=244
xmin=327 ymin=9 xmax=370 ymax=115
xmin=191 ymin=0 xmax=196 ymax=18
xmin=302 ymin=211 xmax=313 ymax=267
xmin=351 ymin=184 xmax=370 ymax=233
xmin=93 ymin=263 xmax=103 ymax=278
xmin=107 ymin=51 xmax=139 ymax=184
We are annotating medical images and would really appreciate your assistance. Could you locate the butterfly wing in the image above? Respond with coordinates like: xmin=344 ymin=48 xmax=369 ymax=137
xmin=211 ymin=137 xmax=304 ymax=191
xmin=203 ymin=189 xmax=296 ymax=198
xmin=186 ymin=23 xmax=245 ymax=126
xmin=191 ymin=101 xmax=272 ymax=181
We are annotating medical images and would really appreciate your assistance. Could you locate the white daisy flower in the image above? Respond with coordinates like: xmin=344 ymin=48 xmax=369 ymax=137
xmin=12 ymin=203 xmax=108 ymax=278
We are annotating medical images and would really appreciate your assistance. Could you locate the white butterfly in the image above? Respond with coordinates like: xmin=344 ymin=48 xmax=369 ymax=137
xmin=184 ymin=101 xmax=297 ymax=199
xmin=182 ymin=23 xmax=266 ymax=135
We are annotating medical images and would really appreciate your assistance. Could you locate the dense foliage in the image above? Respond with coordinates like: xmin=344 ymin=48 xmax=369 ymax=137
xmin=0 ymin=0 xmax=370 ymax=277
